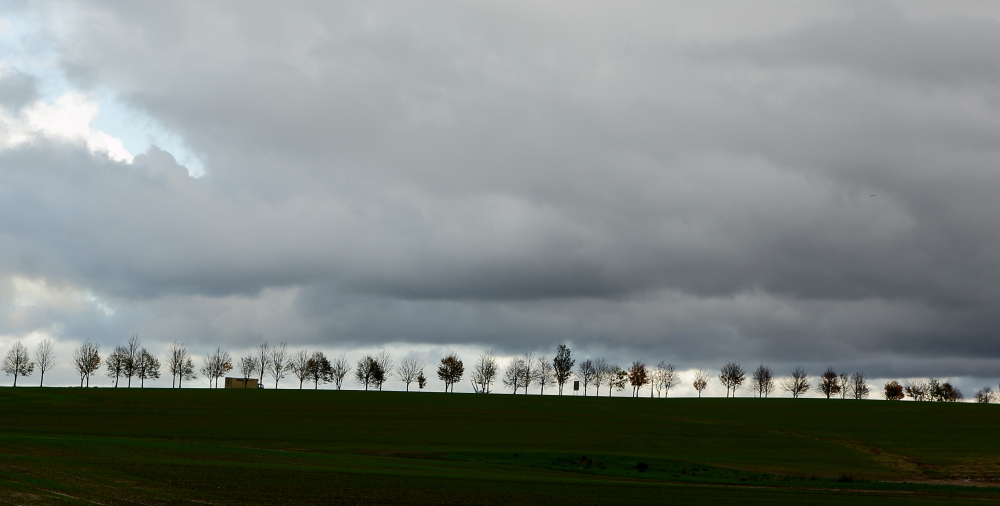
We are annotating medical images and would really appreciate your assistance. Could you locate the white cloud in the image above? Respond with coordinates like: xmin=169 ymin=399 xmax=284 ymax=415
xmin=0 ymin=92 xmax=133 ymax=163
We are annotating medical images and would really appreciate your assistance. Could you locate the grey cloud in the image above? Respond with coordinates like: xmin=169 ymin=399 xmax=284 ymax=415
xmin=0 ymin=1 xmax=998 ymax=383
xmin=0 ymin=69 xmax=38 ymax=111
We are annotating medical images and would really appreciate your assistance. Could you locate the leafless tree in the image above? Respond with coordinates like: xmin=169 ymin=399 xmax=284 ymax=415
xmin=718 ymin=362 xmax=746 ymax=398
xmin=749 ymin=365 xmax=775 ymax=398
xmin=849 ymin=372 xmax=870 ymax=399
xmin=838 ymin=372 xmax=850 ymax=400
xmin=502 ymin=356 xmax=527 ymax=393
xmin=553 ymin=345 xmax=574 ymax=395
xmin=905 ymin=380 xmax=929 ymax=401
xmin=576 ymin=359 xmax=597 ymax=396
xmin=974 ymin=386 xmax=994 ymax=404
xmin=306 ymin=351 xmax=333 ymax=389
xmin=627 ymin=361 xmax=649 ymax=398
xmin=32 ymin=338 xmax=56 ymax=387
xmin=256 ymin=342 xmax=270 ymax=385
xmin=135 ymin=348 xmax=160 ymax=388
xmin=106 ymin=346 xmax=127 ymax=388
xmin=238 ymin=355 xmax=258 ymax=388
xmin=398 ymin=356 xmax=424 ymax=392
xmin=122 ymin=335 xmax=142 ymax=388
xmin=884 ymin=380 xmax=905 ymax=400
xmin=781 ymin=367 xmax=810 ymax=398
xmin=591 ymin=358 xmax=610 ymax=395
xmin=520 ymin=352 xmax=535 ymax=394
xmin=533 ymin=356 xmax=556 ymax=395
xmin=818 ymin=367 xmax=840 ymax=399
xmin=655 ymin=362 xmax=680 ymax=398
xmin=201 ymin=348 xmax=232 ymax=388
xmin=373 ymin=350 xmax=394 ymax=390
xmin=73 ymin=341 xmax=101 ymax=387
xmin=437 ymin=352 xmax=464 ymax=393
xmin=267 ymin=342 xmax=289 ymax=389
xmin=288 ymin=350 xmax=309 ymax=389
xmin=331 ymin=354 xmax=350 ymax=390
xmin=3 ymin=342 xmax=34 ymax=387
xmin=693 ymin=369 xmax=710 ymax=398
xmin=469 ymin=352 xmax=497 ymax=393
xmin=166 ymin=342 xmax=189 ymax=388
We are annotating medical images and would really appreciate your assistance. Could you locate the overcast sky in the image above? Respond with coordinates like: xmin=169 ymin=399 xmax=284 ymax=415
xmin=0 ymin=1 xmax=998 ymax=394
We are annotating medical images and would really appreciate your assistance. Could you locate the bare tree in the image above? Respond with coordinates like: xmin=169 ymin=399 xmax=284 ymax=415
xmin=469 ymin=352 xmax=497 ymax=394
xmin=502 ymin=356 xmax=528 ymax=394
xmin=576 ymin=359 xmax=597 ymax=396
xmin=3 ymin=342 xmax=34 ymax=387
xmin=553 ymin=345 xmax=574 ymax=395
xmin=591 ymin=358 xmax=610 ymax=396
xmin=288 ymin=350 xmax=309 ymax=389
xmin=106 ymin=346 xmax=127 ymax=388
xmin=655 ymin=362 xmax=680 ymax=398
xmin=331 ymin=354 xmax=350 ymax=390
xmin=373 ymin=350 xmax=394 ymax=391
xmin=974 ymin=386 xmax=994 ymax=404
xmin=838 ymin=372 xmax=850 ymax=400
xmin=849 ymin=372 xmax=870 ymax=399
xmin=818 ymin=367 xmax=840 ymax=399
xmin=121 ymin=335 xmax=142 ymax=388
xmin=33 ymin=338 xmax=56 ymax=387
xmin=781 ymin=367 xmax=810 ymax=398
xmin=693 ymin=369 xmax=710 ymax=398
xmin=267 ymin=342 xmax=289 ymax=389
xmin=306 ymin=351 xmax=333 ymax=389
xmin=905 ymin=380 xmax=928 ymax=401
xmin=256 ymin=342 xmax=270 ymax=385
xmin=73 ymin=341 xmax=101 ymax=387
xmin=718 ymin=362 xmax=746 ymax=398
xmin=884 ymin=380 xmax=905 ymax=400
xmin=135 ymin=348 xmax=160 ymax=388
xmin=749 ymin=365 xmax=775 ymax=398
xmin=238 ymin=355 xmax=257 ymax=387
xmin=201 ymin=348 xmax=232 ymax=388
xmin=627 ymin=361 xmax=649 ymax=398
xmin=437 ymin=352 xmax=464 ymax=393
xmin=166 ymin=342 xmax=189 ymax=388
xmin=533 ymin=356 xmax=556 ymax=395
xmin=520 ymin=352 xmax=535 ymax=394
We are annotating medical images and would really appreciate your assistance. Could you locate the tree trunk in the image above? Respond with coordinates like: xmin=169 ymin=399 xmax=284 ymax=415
xmin=13 ymin=372 xmax=18 ymax=387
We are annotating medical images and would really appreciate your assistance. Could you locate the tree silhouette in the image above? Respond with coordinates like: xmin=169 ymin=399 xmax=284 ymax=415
xmin=781 ymin=367 xmax=810 ymax=398
xmin=437 ymin=352 xmax=464 ymax=393
xmin=73 ymin=341 xmax=101 ymax=387
xmin=33 ymin=338 xmax=56 ymax=387
xmin=3 ymin=342 xmax=34 ymax=387
xmin=693 ymin=369 xmax=710 ymax=398
xmin=553 ymin=345 xmax=575 ymax=395
xmin=718 ymin=362 xmax=746 ymax=398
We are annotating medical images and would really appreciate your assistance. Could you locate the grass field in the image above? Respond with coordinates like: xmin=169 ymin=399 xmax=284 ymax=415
xmin=1 ymin=388 xmax=998 ymax=505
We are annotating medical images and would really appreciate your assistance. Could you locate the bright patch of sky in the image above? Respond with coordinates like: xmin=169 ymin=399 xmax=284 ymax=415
xmin=0 ymin=12 xmax=204 ymax=176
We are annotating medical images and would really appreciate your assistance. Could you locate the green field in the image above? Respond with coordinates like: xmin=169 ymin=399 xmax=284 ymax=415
xmin=1 ymin=388 xmax=998 ymax=505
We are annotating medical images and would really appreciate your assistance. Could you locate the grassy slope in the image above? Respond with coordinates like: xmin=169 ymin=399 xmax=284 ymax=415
xmin=0 ymin=388 xmax=998 ymax=505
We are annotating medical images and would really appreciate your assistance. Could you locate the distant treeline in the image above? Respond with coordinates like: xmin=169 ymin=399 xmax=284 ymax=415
xmin=2 ymin=337 xmax=995 ymax=403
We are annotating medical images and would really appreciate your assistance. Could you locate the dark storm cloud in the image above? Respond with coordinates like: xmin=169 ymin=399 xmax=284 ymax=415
xmin=1 ymin=1 xmax=998 ymax=383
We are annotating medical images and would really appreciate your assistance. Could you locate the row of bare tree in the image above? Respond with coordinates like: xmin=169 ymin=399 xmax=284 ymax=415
xmin=4 ymin=339 xmax=993 ymax=401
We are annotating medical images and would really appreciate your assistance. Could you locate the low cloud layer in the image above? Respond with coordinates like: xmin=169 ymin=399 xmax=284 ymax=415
xmin=0 ymin=1 xmax=998 ymax=390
